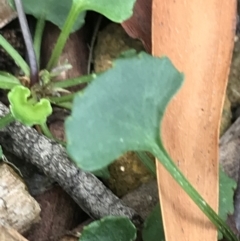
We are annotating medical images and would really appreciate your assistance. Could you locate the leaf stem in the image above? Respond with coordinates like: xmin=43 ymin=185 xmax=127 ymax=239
xmin=51 ymin=74 xmax=95 ymax=89
xmin=40 ymin=123 xmax=66 ymax=146
xmin=0 ymin=113 xmax=15 ymax=129
xmin=0 ymin=35 xmax=30 ymax=76
xmin=136 ymin=151 xmax=156 ymax=175
xmin=48 ymin=93 xmax=77 ymax=103
xmin=49 ymin=101 xmax=72 ymax=110
xmin=34 ymin=16 xmax=46 ymax=66
xmin=153 ymin=142 xmax=238 ymax=241
xmin=46 ymin=2 xmax=84 ymax=70
xmin=40 ymin=122 xmax=54 ymax=140
xmin=14 ymin=0 xmax=39 ymax=86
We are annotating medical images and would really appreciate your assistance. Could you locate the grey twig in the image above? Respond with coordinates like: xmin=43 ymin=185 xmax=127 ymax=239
xmin=0 ymin=102 xmax=142 ymax=227
xmin=14 ymin=0 xmax=39 ymax=86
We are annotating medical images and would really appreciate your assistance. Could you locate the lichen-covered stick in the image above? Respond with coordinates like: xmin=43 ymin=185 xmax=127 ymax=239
xmin=0 ymin=102 xmax=142 ymax=227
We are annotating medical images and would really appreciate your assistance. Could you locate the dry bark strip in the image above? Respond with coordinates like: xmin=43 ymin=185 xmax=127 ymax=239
xmin=0 ymin=163 xmax=40 ymax=233
xmin=0 ymin=225 xmax=29 ymax=241
xmin=0 ymin=102 xmax=142 ymax=227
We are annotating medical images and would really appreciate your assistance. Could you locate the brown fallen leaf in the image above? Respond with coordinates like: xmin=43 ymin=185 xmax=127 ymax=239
xmin=122 ymin=0 xmax=152 ymax=53
xmin=0 ymin=163 xmax=40 ymax=233
xmin=152 ymin=0 xmax=236 ymax=240
xmin=0 ymin=0 xmax=17 ymax=28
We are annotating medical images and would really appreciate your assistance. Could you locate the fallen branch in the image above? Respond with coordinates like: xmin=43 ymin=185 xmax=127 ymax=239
xmin=0 ymin=102 xmax=142 ymax=227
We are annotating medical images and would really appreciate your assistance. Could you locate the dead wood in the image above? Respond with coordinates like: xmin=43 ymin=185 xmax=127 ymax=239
xmin=0 ymin=102 xmax=142 ymax=228
xmin=0 ymin=163 xmax=40 ymax=233
xmin=0 ymin=225 xmax=29 ymax=241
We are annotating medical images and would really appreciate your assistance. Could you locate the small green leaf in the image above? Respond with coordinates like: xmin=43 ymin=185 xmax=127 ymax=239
xmin=0 ymin=71 xmax=21 ymax=89
xmin=218 ymin=168 xmax=237 ymax=239
xmin=8 ymin=86 xmax=52 ymax=126
xmin=79 ymin=216 xmax=136 ymax=241
xmin=9 ymin=0 xmax=86 ymax=32
xmin=65 ymin=52 xmax=183 ymax=171
xmin=76 ymin=0 xmax=136 ymax=23
xmin=142 ymin=203 xmax=165 ymax=241
xmin=219 ymin=168 xmax=236 ymax=220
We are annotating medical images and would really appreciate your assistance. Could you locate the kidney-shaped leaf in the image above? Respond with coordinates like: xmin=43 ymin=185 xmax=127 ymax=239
xmin=66 ymin=52 xmax=183 ymax=171
xmin=8 ymin=86 xmax=52 ymax=126
xmin=79 ymin=216 xmax=136 ymax=241
xmin=76 ymin=0 xmax=136 ymax=22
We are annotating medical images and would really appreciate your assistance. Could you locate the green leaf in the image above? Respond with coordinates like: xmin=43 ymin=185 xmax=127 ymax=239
xmin=79 ymin=216 xmax=136 ymax=241
xmin=9 ymin=0 xmax=86 ymax=32
xmin=219 ymin=168 xmax=236 ymax=220
xmin=65 ymin=52 xmax=184 ymax=171
xmin=0 ymin=71 xmax=21 ymax=89
xmin=8 ymin=86 xmax=52 ymax=126
xmin=142 ymin=203 xmax=165 ymax=241
xmin=65 ymin=51 xmax=238 ymax=240
xmin=218 ymin=168 xmax=237 ymax=239
xmin=76 ymin=0 xmax=136 ymax=23
xmin=46 ymin=0 xmax=137 ymax=70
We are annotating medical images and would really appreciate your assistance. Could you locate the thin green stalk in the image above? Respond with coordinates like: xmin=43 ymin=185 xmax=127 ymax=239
xmin=48 ymin=93 xmax=77 ymax=103
xmin=136 ymin=151 xmax=156 ymax=175
xmin=47 ymin=2 xmax=84 ymax=70
xmin=49 ymin=101 xmax=72 ymax=110
xmin=0 ymin=113 xmax=15 ymax=129
xmin=40 ymin=122 xmax=66 ymax=146
xmin=51 ymin=74 xmax=95 ymax=89
xmin=0 ymin=35 xmax=30 ymax=76
xmin=40 ymin=122 xmax=54 ymax=139
xmin=153 ymin=141 xmax=238 ymax=241
xmin=34 ymin=16 xmax=46 ymax=66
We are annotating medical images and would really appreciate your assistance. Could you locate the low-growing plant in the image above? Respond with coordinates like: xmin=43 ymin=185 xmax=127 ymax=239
xmin=0 ymin=0 xmax=237 ymax=240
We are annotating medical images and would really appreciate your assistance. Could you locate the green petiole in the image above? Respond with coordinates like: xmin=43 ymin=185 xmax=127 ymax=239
xmin=40 ymin=122 xmax=66 ymax=146
xmin=49 ymin=101 xmax=72 ymax=110
xmin=34 ymin=16 xmax=46 ymax=66
xmin=136 ymin=151 xmax=156 ymax=176
xmin=0 ymin=35 xmax=30 ymax=76
xmin=48 ymin=92 xmax=77 ymax=103
xmin=153 ymin=140 xmax=238 ymax=241
xmin=51 ymin=74 xmax=96 ymax=89
xmin=47 ymin=2 xmax=84 ymax=70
